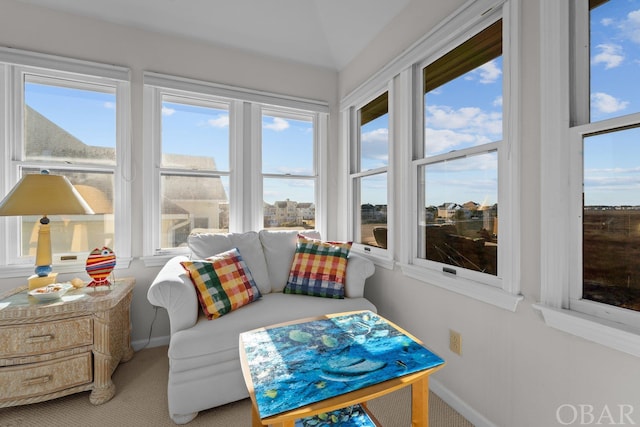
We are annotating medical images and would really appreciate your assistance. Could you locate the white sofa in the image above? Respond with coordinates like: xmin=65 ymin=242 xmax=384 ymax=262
xmin=147 ymin=229 xmax=377 ymax=424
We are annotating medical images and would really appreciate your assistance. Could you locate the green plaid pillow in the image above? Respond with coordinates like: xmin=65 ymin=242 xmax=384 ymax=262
xmin=181 ymin=248 xmax=261 ymax=319
xmin=284 ymin=234 xmax=351 ymax=299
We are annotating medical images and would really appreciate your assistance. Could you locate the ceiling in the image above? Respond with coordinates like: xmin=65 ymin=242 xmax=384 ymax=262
xmin=16 ymin=0 xmax=412 ymax=70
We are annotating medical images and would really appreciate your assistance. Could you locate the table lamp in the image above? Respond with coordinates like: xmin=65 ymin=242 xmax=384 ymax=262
xmin=0 ymin=170 xmax=94 ymax=289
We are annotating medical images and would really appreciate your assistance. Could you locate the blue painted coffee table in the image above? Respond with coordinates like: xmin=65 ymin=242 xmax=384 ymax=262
xmin=239 ymin=310 xmax=445 ymax=427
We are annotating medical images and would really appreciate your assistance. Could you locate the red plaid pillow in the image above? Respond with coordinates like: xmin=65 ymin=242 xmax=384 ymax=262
xmin=284 ymin=234 xmax=351 ymax=298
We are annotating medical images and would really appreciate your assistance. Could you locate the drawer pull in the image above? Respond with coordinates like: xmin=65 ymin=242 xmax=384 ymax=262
xmin=23 ymin=375 xmax=51 ymax=386
xmin=26 ymin=334 xmax=54 ymax=344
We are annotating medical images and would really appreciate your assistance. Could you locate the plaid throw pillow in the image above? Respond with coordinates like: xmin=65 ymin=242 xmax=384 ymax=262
xmin=284 ymin=234 xmax=352 ymax=299
xmin=181 ymin=248 xmax=261 ymax=319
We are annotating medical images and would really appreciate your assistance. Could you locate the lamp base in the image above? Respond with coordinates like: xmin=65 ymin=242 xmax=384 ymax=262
xmin=28 ymin=273 xmax=59 ymax=290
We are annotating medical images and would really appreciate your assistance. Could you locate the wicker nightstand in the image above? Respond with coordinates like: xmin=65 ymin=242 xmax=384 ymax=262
xmin=0 ymin=277 xmax=135 ymax=407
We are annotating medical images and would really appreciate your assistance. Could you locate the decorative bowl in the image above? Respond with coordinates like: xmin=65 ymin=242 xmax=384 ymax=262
xmin=28 ymin=283 xmax=74 ymax=301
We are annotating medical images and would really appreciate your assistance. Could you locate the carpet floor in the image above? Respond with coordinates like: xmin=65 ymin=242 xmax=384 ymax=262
xmin=0 ymin=345 xmax=473 ymax=426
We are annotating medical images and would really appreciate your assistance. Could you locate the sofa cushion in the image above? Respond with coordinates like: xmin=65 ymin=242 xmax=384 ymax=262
xmin=259 ymin=229 xmax=321 ymax=292
xmin=168 ymin=293 xmax=377 ymax=370
xmin=284 ymin=234 xmax=351 ymax=299
xmin=188 ymin=231 xmax=272 ymax=294
xmin=181 ymin=248 xmax=261 ymax=319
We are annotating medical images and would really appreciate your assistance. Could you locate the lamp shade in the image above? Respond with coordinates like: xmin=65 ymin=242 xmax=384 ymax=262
xmin=0 ymin=173 xmax=95 ymax=216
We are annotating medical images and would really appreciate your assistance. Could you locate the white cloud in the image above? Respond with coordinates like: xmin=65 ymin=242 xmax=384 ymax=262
xmin=207 ymin=114 xmax=229 ymax=128
xmin=583 ymin=168 xmax=640 ymax=204
xmin=426 ymin=105 xmax=502 ymax=136
xmin=493 ymin=96 xmax=503 ymax=107
xmin=361 ymin=128 xmax=389 ymax=164
xmin=162 ymin=106 xmax=176 ymax=116
xmin=425 ymin=128 xmax=481 ymax=155
xmin=626 ymin=9 xmax=640 ymax=44
xmin=591 ymin=43 xmax=624 ymax=69
xmin=476 ymin=60 xmax=502 ymax=84
xmin=601 ymin=17 xmax=614 ymax=26
xmin=461 ymin=59 xmax=501 ymax=84
xmin=424 ymin=104 xmax=501 ymax=154
xmin=103 ymin=101 xmax=115 ymax=109
xmin=591 ymin=92 xmax=629 ymax=114
xmin=264 ymin=117 xmax=290 ymax=131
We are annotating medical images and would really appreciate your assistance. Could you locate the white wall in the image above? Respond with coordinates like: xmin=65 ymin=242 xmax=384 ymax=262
xmin=340 ymin=1 xmax=640 ymax=426
xmin=0 ymin=0 xmax=338 ymax=348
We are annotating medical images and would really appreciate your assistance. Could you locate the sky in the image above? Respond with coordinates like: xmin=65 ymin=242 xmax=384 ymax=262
xmin=161 ymin=104 xmax=316 ymax=205
xmin=359 ymin=56 xmax=502 ymax=208
xmin=585 ymin=0 xmax=640 ymax=206
xmin=24 ymin=0 xmax=640 ymax=209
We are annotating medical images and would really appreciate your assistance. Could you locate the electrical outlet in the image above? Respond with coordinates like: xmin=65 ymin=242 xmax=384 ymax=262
xmin=449 ymin=329 xmax=462 ymax=355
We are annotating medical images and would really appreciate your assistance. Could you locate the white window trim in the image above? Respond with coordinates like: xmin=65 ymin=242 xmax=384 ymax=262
xmin=253 ymin=105 xmax=325 ymax=233
xmin=142 ymin=72 xmax=329 ymax=266
xmin=344 ymin=83 xmax=394 ymax=270
xmin=0 ymin=48 xmax=132 ymax=277
xmin=141 ymin=83 xmax=234 ymax=262
xmin=538 ymin=0 xmax=640 ymax=357
xmin=340 ymin=0 xmax=522 ymax=310
xmin=405 ymin=0 xmax=521 ymax=311
xmin=569 ymin=115 xmax=640 ymax=331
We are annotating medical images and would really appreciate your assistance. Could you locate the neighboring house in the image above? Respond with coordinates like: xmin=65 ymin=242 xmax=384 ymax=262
xmin=437 ymin=202 xmax=461 ymax=220
xmin=263 ymin=199 xmax=314 ymax=228
xmin=26 ymin=106 xmax=228 ymax=250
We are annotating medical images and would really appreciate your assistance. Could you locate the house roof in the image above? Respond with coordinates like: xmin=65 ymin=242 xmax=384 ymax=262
xmin=25 ymin=106 xmax=227 ymax=206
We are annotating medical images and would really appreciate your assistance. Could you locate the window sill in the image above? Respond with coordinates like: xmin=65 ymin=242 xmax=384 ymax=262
xmin=533 ymin=303 xmax=640 ymax=358
xmin=353 ymin=249 xmax=395 ymax=270
xmin=0 ymin=257 xmax=132 ymax=280
xmin=140 ymin=250 xmax=190 ymax=268
xmin=399 ymin=263 xmax=523 ymax=312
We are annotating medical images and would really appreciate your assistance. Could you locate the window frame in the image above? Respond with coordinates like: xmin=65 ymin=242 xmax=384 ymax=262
xmin=348 ymin=85 xmax=392 ymax=261
xmin=538 ymin=0 xmax=640 ymax=357
xmin=412 ymin=16 xmax=503 ymax=286
xmin=142 ymin=72 xmax=329 ymax=265
xmin=340 ymin=0 xmax=521 ymax=311
xmin=256 ymin=105 xmax=321 ymax=232
xmin=142 ymin=84 xmax=235 ymax=257
xmin=569 ymin=119 xmax=640 ymax=331
xmin=405 ymin=2 xmax=520 ymax=310
xmin=0 ymin=48 xmax=131 ymax=278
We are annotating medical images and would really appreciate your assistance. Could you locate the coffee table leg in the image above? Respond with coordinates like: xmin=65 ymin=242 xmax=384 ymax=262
xmin=252 ymin=403 xmax=262 ymax=427
xmin=412 ymin=376 xmax=429 ymax=426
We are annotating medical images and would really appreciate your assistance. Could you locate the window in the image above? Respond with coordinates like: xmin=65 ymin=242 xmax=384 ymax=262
xmin=340 ymin=0 xmax=520 ymax=307
xmin=143 ymin=72 xmax=328 ymax=260
xmin=539 ymin=0 xmax=640 ymax=356
xmin=407 ymin=10 xmax=521 ymax=306
xmin=0 ymin=50 xmax=130 ymax=274
xmin=351 ymin=92 xmax=389 ymax=251
xmin=160 ymin=93 xmax=230 ymax=249
xmin=261 ymin=108 xmax=317 ymax=230
xmin=416 ymin=20 xmax=502 ymax=281
xmin=571 ymin=0 xmax=640 ymax=323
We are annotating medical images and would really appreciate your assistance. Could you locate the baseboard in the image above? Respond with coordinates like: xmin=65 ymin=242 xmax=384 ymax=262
xmin=131 ymin=335 xmax=170 ymax=351
xmin=430 ymin=378 xmax=497 ymax=427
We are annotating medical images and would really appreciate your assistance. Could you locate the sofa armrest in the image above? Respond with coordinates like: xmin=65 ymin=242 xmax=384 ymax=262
xmin=344 ymin=252 xmax=375 ymax=298
xmin=147 ymin=255 xmax=199 ymax=335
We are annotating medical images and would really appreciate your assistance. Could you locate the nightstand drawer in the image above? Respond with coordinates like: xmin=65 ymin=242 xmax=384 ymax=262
xmin=0 ymin=317 xmax=93 ymax=358
xmin=0 ymin=352 xmax=92 ymax=402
